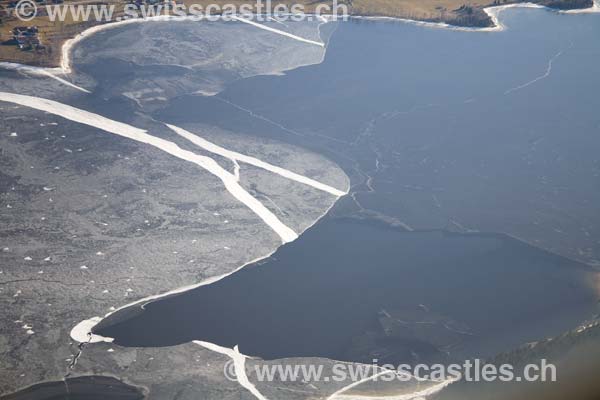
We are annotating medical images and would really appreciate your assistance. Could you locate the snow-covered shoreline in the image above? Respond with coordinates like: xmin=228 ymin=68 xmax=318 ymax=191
xmin=1 ymin=0 xmax=598 ymax=79
xmin=59 ymin=14 xmax=326 ymax=75
xmin=351 ymin=0 xmax=599 ymax=32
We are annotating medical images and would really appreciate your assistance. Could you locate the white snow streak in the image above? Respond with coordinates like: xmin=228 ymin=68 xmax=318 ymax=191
xmin=194 ymin=341 xmax=268 ymax=400
xmin=233 ymin=159 xmax=241 ymax=181
xmin=327 ymin=369 xmax=457 ymax=400
xmin=0 ymin=62 xmax=90 ymax=93
xmin=166 ymin=124 xmax=347 ymax=196
xmin=230 ymin=16 xmax=325 ymax=47
xmin=0 ymin=92 xmax=297 ymax=243
xmin=326 ymin=369 xmax=397 ymax=400
xmin=504 ymin=48 xmax=566 ymax=95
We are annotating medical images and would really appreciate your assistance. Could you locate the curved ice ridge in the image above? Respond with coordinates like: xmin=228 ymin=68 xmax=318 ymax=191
xmin=325 ymin=367 xmax=458 ymax=400
xmin=504 ymin=45 xmax=568 ymax=95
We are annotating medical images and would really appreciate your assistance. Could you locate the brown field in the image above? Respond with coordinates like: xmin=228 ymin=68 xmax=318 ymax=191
xmin=351 ymin=0 xmax=490 ymax=20
xmin=0 ymin=0 xmax=590 ymax=68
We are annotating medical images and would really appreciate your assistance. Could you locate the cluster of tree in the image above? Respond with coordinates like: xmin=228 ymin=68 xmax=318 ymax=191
xmin=538 ymin=0 xmax=593 ymax=10
xmin=446 ymin=5 xmax=493 ymax=27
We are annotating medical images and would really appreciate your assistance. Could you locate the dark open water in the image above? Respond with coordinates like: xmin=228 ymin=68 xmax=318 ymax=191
xmin=98 ymin=219 xmax=598 ymax=365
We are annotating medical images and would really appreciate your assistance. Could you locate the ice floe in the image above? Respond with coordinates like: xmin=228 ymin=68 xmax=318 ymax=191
xmin=0 ymin=92 xmax=301 ymax=242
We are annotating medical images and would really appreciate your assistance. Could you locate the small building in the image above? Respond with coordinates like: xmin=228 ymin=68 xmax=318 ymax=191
xmin=12 ymin=26 xmax=42 ymax=50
